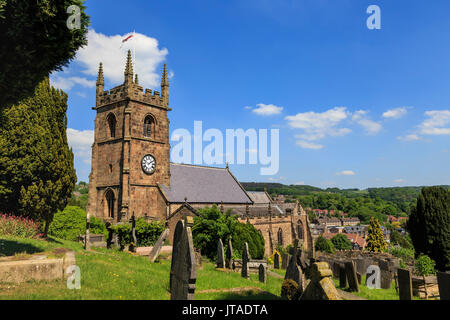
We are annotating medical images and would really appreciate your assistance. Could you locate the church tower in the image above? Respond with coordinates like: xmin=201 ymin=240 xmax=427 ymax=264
xmin=87 ymin=51 xmax=171 ymax=223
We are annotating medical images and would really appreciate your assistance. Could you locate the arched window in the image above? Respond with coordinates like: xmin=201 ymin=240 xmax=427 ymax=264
xmin=105 ymin=190 xmax=115 ymax=219
xmin=297 ymin=221 xmax=304 ymax=240
xmin=144 ymin=115 xmax=155 ymax=137
xmin=277 ymin=228 xmax=283 ymax=246
xmin=107 ymin=113 xmax=116 ymax=138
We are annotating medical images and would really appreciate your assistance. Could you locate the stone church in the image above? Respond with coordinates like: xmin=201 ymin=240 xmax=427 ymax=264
xmin=86 ymin=51 xmax=313 ymax=257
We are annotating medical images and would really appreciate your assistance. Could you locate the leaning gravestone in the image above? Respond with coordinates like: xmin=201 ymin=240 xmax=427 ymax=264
xmin=148 ymin=228 xmax=170 ymax=263
xmin=274 ymin=252 xmax=280 ymax=269
xmin=217 ymin=238 xmax=225 ymax=268
xmin=281 ymin=253 xmax=289 ymax=270
xmin=300 ymin=262 xmax=341 ymax=300
xmin=379 ymin=260 xmax=393 ymax=289
xmin=170 ymin=218 xmax=197 ymax=300
xmin=241 ymin=242 xmax=250 ymax=279
xmin=397 ymin=268 xmax=413 ymax=300
xmin=285 ymin=239 xmax=303 ymax=290
xmin=259 ymin=264 xmax=267 ymax=284
xmin=339 ymin=264 xmax=347 ymax=288
xmin=226 ymin=237 xmax=233 ymax=269
xmin=345 ymin=261 xmax=360 ymax=292
xmin=437 ymin=271 xmax=450 ymax=300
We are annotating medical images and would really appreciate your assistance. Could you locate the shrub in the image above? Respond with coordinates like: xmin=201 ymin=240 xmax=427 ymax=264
xmin=281 ymin=279 xmax=301 ymax=300
xmin=331 ymin=234 xmax=353 ymax=251
xmin=48 ymin=206 xmax=86 ymax=241
xmin=315 ymin=236 xmax=335 ymax=254
xmin=415 ymin=255 xmax=436 ymax=276
xmin=232 ymin=222 xmax=265 ymax=260
xmin=90 ymin=216 xmax=108 ymax=238
xmin=109 ymin=218 xmax=165 ymax=248
xmin=0 ymin=214 xmax=42 ymax=238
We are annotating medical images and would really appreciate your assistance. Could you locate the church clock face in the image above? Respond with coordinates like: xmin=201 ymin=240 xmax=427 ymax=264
xmin=142 ymin=154 xmax=156 ymax=175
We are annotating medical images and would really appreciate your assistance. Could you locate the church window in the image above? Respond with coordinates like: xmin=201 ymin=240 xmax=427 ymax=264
xmin=277 ymin=228 xmax=283 ymax=246
xmin=105 ymin=189 xmax=115 ymax=219
xmin=144 ymin=115 xmax=155 ymax=137
xmin=107 ymin=113 xmax=116 ymax=138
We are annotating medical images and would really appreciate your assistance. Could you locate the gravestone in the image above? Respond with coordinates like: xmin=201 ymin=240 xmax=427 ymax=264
xmin=437 ymin=271 xmax=450 ymax=300
xmin=281 ymin=253 xmax=289 ymax=270
xmin=285 ymin=239 xmax=303 ymax=290
xmin=339 ymin=264 xmax=347 ymax=288
xmin=274 ymin=252 xmax=280 ymax=269
xmin=217 ymin=238 xmax=225 ymax=268
xmin=226 ymin=237 xmax=233 ymax=269
xmin=241 ymin=242 xmax=250 ymax=279
xmin=357 ymin=272 xmax=362 ymax=285
xmin=148 ymin=229 xmax=170 ymax=263
xmin=259 ymin=264 xmax=267 ymax=284
xmin=345 ymin=261 xmax=360 ymax=292
xmin=300 ymin=262 xmax=341 ymax=300
xmin=379 ymin=260 xmax=393 ymax=289
xmin=84 ymin=214 xmax=90 ymax=250
xmin=130 ymin=215 xmax=137 ymax=252
xmin=397 ymin=268 xmax=413 ymax=300
xmin=170 ymin=218 xmax=197 ymax=300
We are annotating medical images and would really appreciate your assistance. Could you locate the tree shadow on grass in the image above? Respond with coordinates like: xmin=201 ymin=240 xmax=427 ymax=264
xmin=0 ymin=239 xmax=44 ymax=257
xmin=211 ymin=290 xmax=282 ymax=300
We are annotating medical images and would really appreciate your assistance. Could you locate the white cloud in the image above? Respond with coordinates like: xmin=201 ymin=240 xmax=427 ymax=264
xmin=286 ymin=107 xmax=351 ymax=141
xmin=56 ymin=29 xmax=168 ymax=91
xmin=394 ymin=179 xmax=406 ymax=183
xmin=352 ymin=110 xmax=382 ymax=135
xmin=251 ymin=104 xmax=283 ymax=116
xmin=336 ymin=170 xmax=356 ymax=176
xmin=383 ymin=107 xmax=408 ymax=119
xmin=50 ymin=76 xmax=95 ymax=91
xmin=296 ymin=140 xmax=324 ymax=150
xmin=67 ymin=128 xmax=94 ymax=163
xmin=397 ymin=134 xmax=421 ymax=141
xmin=419 ymin=110 xmax=450 ymax=135
xmin=294 ymin=181 xmax=305 ymax=185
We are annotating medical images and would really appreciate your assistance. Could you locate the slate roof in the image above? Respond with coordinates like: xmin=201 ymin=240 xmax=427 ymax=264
xmin=160 ymin=163 xmax=253 ymax=204
xmin=247 ymin=191 xmax=272 ymax=204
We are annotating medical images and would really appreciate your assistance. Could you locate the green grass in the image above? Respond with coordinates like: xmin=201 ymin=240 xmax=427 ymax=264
xmin=0 ymin=236 xmax=284 ymax=300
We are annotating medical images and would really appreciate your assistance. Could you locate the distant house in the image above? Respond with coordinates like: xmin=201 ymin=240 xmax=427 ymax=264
xmin=341 ymin=217 xmax=360 ymax=226
xmin=322 ymin=231 xmax=366 ymax=250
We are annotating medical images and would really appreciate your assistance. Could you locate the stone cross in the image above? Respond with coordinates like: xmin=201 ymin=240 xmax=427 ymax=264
xmin=345 ymin=261 xmax=360 ymax=292
xmin=170 ymin=218 xmax=197 ymax=300
xmin=259 ymin=264 xmax=267 ymax=284
xmin=285 ymin=239 xmax=303 ymax=290
xmin=226 ymin=236 xmax=233 ymax=269
xmin=274 ymin=252 xmax=280 ymax=269
xmin=241 ymin=242 xmax=250 ymax=279
xmin=300 ymin=262 xmax=341 ymax=300
xmin=217 ymin=238 xmax=225 ymax=268
xmin=397 ymin=268 xmax=413 ymax=300
xmin=148 ymin=228 xmax=170 ymax=263
xmin=437 ymin=271 xmax=450 ymax=300
xmin=84 ymin=213 xmax=90 ymax=250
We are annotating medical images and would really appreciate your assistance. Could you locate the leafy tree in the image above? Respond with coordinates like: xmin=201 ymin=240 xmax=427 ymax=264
xmin=192 ymin=205 xmax=265 ymax=260
xmin=315 ymin=236 xmax=335 ymax=254
xmin=408 ymin=187 xmax=450 ymax=271
xmin=48 ymin=206 xmax=85 ymax=241
xmin=390 ymin=229 xmax=413 ymax=249
xmin=0 ymin=78 xmax=76 ymax=235
xmin=0 ymin=0 xmax=89 ymax=109
xmin=415 ymin=255 xmax=436 ymax=276
xmin=331 ymin=234 xmax=353 ymax=251
xmin=365 ymin=217 xmax=387 ymax=252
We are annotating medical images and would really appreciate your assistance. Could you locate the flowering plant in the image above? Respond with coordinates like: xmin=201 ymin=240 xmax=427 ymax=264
xmin=0 ymin=214 xmax=42 ymax=238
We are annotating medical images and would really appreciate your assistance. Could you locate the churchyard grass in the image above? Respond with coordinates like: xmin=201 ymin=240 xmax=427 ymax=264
xmin=0 ymin=235 xmax=283 ymax=300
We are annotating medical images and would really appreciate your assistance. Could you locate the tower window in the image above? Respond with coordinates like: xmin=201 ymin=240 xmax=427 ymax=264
xmin=144 ymin=115 xmax=154 ymax=137
xmin=107 ymin=113 xmax=117 ymax=138
xmin=277 ymin=228 xmax=283 ymax=246
xmin=105 ymin=189 xmax=115 ymax=219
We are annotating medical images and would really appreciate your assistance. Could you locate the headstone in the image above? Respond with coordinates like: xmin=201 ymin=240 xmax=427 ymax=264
xmin=241 ymin=242 xmax=250 ymax=279
xmin=379 ymin=260 xmax=393 ymax=289
xmin=357 ymin=272 xmax=362 ymax=285
xmin=216 ymin=238 xmax=225 ymax=268
xmin=285 ymin=239 xmax=303 ymax=291
xmin=437 ymin=271 xmax=450 ymax=300
xmin=226 ymin=237 xmax=233 ymax=269
xmin=345 ymin=261 xmax=360 ymax=292
xmin=397 ymin=268 xmax=413 ymax=300
xmin=281 ymin=253 xmax=289 ymax=270
xmin=339 ymin=264 xmax=347 ymax=288
xmin=130 ymin=215 xmax=137 ymax=252
xmin=300 ymin=262 xmax=341 ymax=300
xmin=148 ymin=228 xmax=170 ymax=263
xmin=259 ymin=264 xmax=267 ymax=284
xmin=84 ymin=214 xmax=90 ymax=250
xmin=170 ymin=218 xmax=197 ymax=300
xmin=274 ymin=252 xmax=280 ymax=269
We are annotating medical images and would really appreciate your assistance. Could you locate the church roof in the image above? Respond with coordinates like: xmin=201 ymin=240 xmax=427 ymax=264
xmin=160 ymin=163 xmax=253 ymax=204
xmin=247 ymin=191 xmax=272 ymax=204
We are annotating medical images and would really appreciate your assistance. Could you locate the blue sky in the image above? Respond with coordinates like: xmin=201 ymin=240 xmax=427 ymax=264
xmin=52 ymin=0 xmax=450 ymax=189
